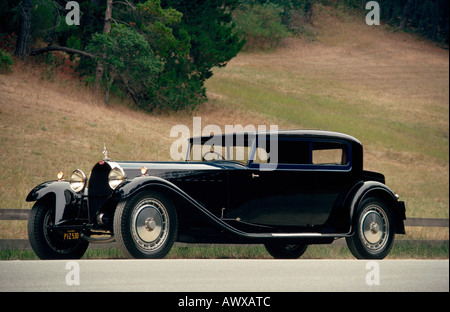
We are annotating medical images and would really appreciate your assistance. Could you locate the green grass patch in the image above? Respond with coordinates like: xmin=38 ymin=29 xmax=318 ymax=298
xmin=1 ymin=242 xmax=447 ymax=260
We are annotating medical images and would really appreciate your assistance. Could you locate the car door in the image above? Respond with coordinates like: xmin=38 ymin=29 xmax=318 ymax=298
xmin=308 ymin=141 xmax=354 ymax=225
xmin=227 ymin=138 xmax=353 ymax=228
xmin=227 ymin=139 xmax=314 ymax=227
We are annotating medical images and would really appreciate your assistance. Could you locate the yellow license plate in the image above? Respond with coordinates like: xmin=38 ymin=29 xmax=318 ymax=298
xmin=63 ymin=230 xmax=80 ymax=240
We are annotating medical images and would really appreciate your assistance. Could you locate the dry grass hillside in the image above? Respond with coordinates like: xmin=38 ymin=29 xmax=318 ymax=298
xmin=0 ymin=5 xmax=448 ymax=242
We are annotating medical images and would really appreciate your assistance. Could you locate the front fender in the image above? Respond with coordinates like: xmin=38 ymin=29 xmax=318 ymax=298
xmin=114 ymin=176 xmax=176 ymax=200
xmin=113 ymin=176 xmax=254 ymax=238
xmin=347 ymin=181 xmax=406 ymax=235
xmin=26 ymin=181 xmax=81 ymax=225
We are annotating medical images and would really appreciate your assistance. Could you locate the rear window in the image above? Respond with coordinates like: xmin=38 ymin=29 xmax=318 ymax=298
xmin=312 ymin=142 xmax=348 ymax=165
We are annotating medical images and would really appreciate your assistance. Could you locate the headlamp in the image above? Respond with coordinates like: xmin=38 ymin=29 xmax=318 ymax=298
xmin=69 ymin=169 xmax=87 ymax=193
xmin=108 ymin=166 xmax=125 ymax=189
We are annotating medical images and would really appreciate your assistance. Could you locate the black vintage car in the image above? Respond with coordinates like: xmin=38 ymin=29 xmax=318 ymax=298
xmin=27 ymin=130 xmax=406 ymax=260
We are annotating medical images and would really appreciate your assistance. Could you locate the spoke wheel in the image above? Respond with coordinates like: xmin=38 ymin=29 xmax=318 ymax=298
xmin=28 ymin=200 xmax=89 ymax=260
xmin=114 ymin=190 xmax=177 ymax=259
xmin=346 ymin=197 xmax=395 ymax=259
xmin=360 ymin=205 xmax=389 ymax=251
xmin=131 ymin=198 xmax=169 ymax=253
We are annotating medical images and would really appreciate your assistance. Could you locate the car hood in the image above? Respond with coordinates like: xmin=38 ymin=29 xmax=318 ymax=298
xmin=116 ymin=160 xmax=247 ymax=180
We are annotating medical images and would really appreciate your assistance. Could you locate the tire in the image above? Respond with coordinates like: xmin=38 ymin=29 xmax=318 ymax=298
xmin=28 ymin=200 xmax=89 ymax=260
xmin=114 ymin=190 xmax=178 ymax=259
xmin=264 ymin=242 xmax=308 ymax=259
xmin=346 ymin=197 xmax=395 ymax=259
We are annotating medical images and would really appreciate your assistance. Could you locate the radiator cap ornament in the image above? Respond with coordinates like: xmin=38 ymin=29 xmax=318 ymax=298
xmin=102 ymin=143 xmax=110 ymax=161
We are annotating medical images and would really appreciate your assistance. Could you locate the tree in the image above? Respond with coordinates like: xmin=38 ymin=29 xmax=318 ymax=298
xmin=87 ymin=24 xmax=163 ymax=106
xmin=162 ymin=0 xmax=245 ymax=82
xmin=150 ymin=0 xmax=245 ymax=111
xmin=109 ymin=0 xmax=245 ymax=111
xmin=133 ymin=0 xmax=195 ymax=110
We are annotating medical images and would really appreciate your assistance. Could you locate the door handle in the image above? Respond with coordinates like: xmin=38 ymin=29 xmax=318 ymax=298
xmin=252 ymin=173 xmax=259 ymax=178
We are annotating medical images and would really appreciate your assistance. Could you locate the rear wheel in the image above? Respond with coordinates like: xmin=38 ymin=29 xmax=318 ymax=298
xmin=28 ymin=200 xmax=89 ymax=259
xmin=114 ymin=190 xmax=177 ymax=259
xmin=346 ymin=197 xmax=395 ymax=259
xmin=264 ymin=243 xmax=308 ymax=259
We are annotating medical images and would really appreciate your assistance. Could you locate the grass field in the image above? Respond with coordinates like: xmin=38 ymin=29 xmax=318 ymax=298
xmin=0 ymin=5 xmax=448 ymax=257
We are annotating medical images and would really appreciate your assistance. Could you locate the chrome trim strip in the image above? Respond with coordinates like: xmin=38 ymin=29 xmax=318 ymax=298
xmin=270 ymin=233 xmax=348 ymax=238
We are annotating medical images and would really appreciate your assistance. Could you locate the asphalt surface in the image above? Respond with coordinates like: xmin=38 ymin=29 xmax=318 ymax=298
xmin=0 ymin=259 xmax=448 ymax=292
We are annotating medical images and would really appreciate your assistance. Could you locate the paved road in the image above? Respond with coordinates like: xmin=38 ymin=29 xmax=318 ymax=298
xmin=0 ymin=259 xmax=448 ymax=292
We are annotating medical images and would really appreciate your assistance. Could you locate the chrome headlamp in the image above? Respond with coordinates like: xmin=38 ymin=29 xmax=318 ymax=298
xmin=69 ymin=169 xmax=87 ymax=193
xmin=108 ymin=166 xmax=125 ymax=189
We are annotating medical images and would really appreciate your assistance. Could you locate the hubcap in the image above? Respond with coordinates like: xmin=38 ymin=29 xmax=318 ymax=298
xmin=360 ymin=205 xmax=389 ymax=251
xmin=145 ymin=218 xmax=157 ymax=231
xmin=131 ymin=198 xmax=169 ymax=252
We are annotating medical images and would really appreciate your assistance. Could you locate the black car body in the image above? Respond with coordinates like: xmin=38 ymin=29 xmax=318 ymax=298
xmin=27 ymin=130 xmax=406 ymax=259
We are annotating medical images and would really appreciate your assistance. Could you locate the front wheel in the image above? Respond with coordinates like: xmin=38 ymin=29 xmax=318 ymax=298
xmin=28 ymin=200 xmax=89 ymax=259
xmin=264 ymin=243 xmax=308 ymax=259
xmin=114 ymin=190 xmax=177 ymax=259
xmin=346 ymin=197 xmax=395 ymax=259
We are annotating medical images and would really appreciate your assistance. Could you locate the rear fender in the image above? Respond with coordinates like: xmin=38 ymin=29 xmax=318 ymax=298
xmin=26 ymin=181 xmax=82 ymax=225
xmin=346 ymin=181 xmax=406 ymax=235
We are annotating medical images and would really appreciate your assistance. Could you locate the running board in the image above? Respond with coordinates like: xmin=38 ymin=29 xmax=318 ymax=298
xmin=241 ymin=232 xmax=350 ymax=239
xmin=270 ymin=233 xmax=349 ymax=238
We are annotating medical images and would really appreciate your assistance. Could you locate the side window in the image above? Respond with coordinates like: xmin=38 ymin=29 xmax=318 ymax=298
xmin=277 ymin=140 xmax=310 ymax=164
xmin=251 ymin=139 xmax=350 ymax=167
xmin=254 ymin=147 xmax=269 ymax=163
xmin=252 ymin=139 xmax=310 ymax=164
xmin=312 ymin=142 xmax=348 ymax=165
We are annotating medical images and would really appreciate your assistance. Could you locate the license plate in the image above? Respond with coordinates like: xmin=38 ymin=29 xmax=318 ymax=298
xmin=63 ymin=230 xmax=80 ymax=240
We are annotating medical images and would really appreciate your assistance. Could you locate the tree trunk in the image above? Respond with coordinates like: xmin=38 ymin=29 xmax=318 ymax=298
xmin=431 ymin=0 xmax=440 ymax=41
xmin=15 ymin=0 xmax=33 ymax=60
xmin=103 ymin=0 xmax=113 ymax=33
xmin=94 ymin=0 xmax=113 ymax=92
xmin=399 ymin=0 xmax=414 ymax=29
xmin=304 ymin=0 xmax=313 ymax=23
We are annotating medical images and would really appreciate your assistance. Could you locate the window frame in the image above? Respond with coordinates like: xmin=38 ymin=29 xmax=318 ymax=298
xmin=247 ymin=137 xmax=353 ymax=172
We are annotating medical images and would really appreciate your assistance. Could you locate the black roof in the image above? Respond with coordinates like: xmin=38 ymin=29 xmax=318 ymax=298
xmin=191 ymin=130 xmax=362 ymax=146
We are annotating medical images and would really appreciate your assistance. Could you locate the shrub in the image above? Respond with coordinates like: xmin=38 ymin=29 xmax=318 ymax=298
xmin=0 ymin=49 xmax=13 ymax=74
xmin=234 ymin=3 xmax=289 ymax=50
